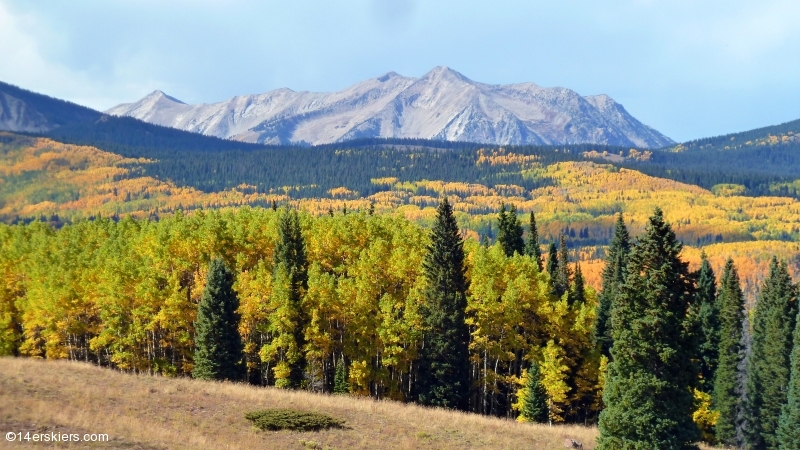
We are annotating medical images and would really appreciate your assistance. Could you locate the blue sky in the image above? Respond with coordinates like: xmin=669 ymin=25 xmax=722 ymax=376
xmin=2 ymin=0 xmax=799 ymax=142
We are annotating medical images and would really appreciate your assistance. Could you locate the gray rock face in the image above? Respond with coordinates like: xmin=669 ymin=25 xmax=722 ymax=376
xmin=106 ymin=66 xmax=674 ymax=148
xmin=0 ymin=91 xmax=52 ymax=133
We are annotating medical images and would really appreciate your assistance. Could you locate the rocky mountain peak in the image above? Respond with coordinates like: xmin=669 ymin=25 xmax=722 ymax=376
xmin=143 ymin=90 xmax=186 ymax=105
xmin=106 ymin=67 xmax=674 ymax=148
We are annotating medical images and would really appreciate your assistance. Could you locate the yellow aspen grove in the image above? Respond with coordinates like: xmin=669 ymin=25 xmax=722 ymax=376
xmin=466 ymin=243 xmax=551 ymax=416
xmin=235 ymin=258 xmax=275 ymax=384
xmin=260 ymin=263 xmax=304 ymax=388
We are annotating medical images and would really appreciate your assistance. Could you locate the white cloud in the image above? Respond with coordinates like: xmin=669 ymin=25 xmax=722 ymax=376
xmin=0 ymin=1 xmax=170 ymax=109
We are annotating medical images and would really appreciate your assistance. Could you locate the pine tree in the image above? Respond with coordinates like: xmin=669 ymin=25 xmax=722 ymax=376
xmin=777 ymin=307 xmax=800 ymax=448
xmin=519 ymin=361 xmax=549 ymax=423
xmin=594 ymin=213 xmax=630 ymax=358
xmin=712 ymin=259 xmax=744 ymax=446
xmin=696 ymin=253 xmax=719 ymax=392
xmin=273 ymin=208 xmax=309 ymax=388
xmin=416 ymin=198 xmax=471 ymax=410
xmin=524 ymin=211 xmax=543 ymax=270
xmin=744 ymin=258 xmax=798 ymax=449
xmin=193 ymin=258 xmax=245 ymax=381
xmin=497 ymin=203 xmax=524 ymax=257
xmin=597 ymin=208 xmax=699 ymax=449
xmin=333 ymin=356 xmax=349 ymax=394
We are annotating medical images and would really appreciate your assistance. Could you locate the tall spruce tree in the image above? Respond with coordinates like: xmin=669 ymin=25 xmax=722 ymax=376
xmin=696 ymin=253 xmax=719 ymax=392
xmin=546 ymin=242 xmax=558 ymax=280
xmin=712 ymin=259 xmax=744 ymax=446
xmin=524 ymin=212 xmax=543 ymax=270
xmin=569 ymin=262 xmax=586 ymax=306
xmin=597 ymin=208 xmax=699 ymax=450
xmin=744 ymin=258 xmax=798 ymax=449
xmin=497 ymin=203 xmax=524 ymax=256
xmin=416 ymin=198 xmax=471 ymax=410
xmin=193 ymin=258 xmax=245 ymax=381
xmin=554 ymin=234 xmax=571 ymax=299
xmin=594 ymin=214 xmax=630 ymax=358
xmin=777 ymin=307 xmax=800 ymax=448
xmin=274 ymin=208 xmax=309 ymax=388
xmin=519 ymin=361 xmax=549 ymax=423
xmin=735 ymin=314 xmax=753 ymax=447
xmin=497 ymin=203 xmax=508 ymax=250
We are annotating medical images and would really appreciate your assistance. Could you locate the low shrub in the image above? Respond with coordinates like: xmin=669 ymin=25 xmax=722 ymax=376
xmin=245 ymin=408 xmax=345 ymax=432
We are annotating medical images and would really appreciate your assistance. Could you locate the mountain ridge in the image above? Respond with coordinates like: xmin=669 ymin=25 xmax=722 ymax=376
xmin=107 ymin=66 xmax=674 ymax=148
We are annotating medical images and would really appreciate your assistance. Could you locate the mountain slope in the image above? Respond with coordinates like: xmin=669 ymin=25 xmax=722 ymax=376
xmin=107 ymin=66 xmax=674 ymax=148
xmin=0 ymin=81 xmax=101 ymax=132
xmin=0 ymin=81 xmax=271 ymax=154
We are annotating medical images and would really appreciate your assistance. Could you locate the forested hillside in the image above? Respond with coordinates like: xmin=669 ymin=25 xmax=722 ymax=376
xmin=670 ymin=117 xmax=800 ymax=153
xmin=3 ymin=131 xmax=800 ymax=300
xmin=2 ymin=204 xmax=798 ymax=448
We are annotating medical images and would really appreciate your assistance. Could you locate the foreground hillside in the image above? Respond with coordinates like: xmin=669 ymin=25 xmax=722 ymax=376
xmin=0 ymin=359 xmax=597 ymax=449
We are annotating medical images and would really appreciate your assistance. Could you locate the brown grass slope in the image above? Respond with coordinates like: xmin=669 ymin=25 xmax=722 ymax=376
xmin=0 ymin=358 xmax=597 ymax=449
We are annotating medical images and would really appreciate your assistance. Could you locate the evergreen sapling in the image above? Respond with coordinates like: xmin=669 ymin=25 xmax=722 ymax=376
xmin=518 ymin=361 xmax=549 ymax=423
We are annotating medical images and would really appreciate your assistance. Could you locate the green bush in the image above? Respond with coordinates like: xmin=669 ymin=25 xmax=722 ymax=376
xmin=244 ymin=409 xmax=345 ymax=432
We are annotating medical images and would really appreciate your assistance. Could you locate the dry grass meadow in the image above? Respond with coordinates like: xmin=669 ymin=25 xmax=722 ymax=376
xmin=0 ymin=358 xmax=599 ymax=449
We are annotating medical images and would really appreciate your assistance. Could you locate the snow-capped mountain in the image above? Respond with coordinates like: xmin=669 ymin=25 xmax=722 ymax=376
xmin=106 ymin=66 xmax=674 ymax=148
